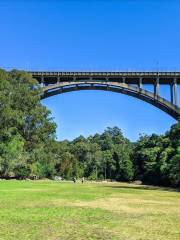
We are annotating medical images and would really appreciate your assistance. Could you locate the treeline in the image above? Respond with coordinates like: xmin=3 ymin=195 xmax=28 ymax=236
xmin=53 ymin=127 xmax=134 ymax=182
xmin=0 ymin=69 xmax=179 ymax=187
xmin=48 ymin=124 xmax=180 ymax=187
xmin=133 ymin=123 xmax=180 ymax=187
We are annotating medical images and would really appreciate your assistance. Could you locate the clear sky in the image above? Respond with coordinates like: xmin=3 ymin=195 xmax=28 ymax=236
xmin=0 ymin=0 xmax=180 ymax=141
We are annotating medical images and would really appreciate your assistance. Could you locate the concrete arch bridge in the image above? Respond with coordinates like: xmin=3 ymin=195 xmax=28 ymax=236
xmin=30 ymin=71 xmax=180 ymax=120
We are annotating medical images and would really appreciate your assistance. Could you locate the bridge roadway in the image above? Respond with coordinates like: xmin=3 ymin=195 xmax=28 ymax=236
xmin=29 ymin=71 xmax=180 ymax=120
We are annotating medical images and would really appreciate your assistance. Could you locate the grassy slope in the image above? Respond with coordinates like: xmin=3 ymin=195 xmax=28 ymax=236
xmin=0 ymin=180 xmax=179 ymax=240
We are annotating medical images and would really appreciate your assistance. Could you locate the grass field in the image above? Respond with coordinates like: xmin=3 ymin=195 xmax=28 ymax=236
xmin=0 ymin=181 xmax=179 ymax=240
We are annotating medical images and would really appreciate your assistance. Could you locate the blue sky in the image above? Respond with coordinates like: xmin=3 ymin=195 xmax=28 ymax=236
xmin=0 ymin=0 xmax=180 ymax=141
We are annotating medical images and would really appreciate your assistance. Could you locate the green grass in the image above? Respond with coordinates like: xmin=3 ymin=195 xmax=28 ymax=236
xmin=0 ymin=180 xmax=180 ymax=240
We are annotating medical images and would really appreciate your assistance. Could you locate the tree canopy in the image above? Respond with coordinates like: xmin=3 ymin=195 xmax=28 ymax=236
xmin=0 ymin=69 xmax=179 ymax=187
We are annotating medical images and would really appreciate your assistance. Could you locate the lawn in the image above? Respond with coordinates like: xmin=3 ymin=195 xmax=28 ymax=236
xmin=0 ymin=180 xmax=179 ymax=240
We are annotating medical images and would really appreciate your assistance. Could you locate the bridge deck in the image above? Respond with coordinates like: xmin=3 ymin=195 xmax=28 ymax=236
xmin=30 ymin=71 xmax=180 ymax=84
xmin=29 ymin=71 xmax=180 ymax=120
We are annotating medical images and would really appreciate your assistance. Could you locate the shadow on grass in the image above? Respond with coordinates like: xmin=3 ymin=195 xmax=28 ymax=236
xmin=102 ymin=184 xmax=180 ymax=193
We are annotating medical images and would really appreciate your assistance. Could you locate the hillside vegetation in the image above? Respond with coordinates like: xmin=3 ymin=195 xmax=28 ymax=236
xmin=0 ymin=69 xmax=179 ymax=187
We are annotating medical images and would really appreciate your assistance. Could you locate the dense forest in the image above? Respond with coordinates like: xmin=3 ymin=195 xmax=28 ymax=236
xmin=0 ymin=69 xmax=179 ymax=187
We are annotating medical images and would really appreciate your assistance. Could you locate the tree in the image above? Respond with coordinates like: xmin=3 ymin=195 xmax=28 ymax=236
xmin=133 ymin=123 xmax=180 ymax=187
xmin=102 ymin=150 xmax=115 ymax=180
xmin=0 ymin=69 xmax=56 ymax=179
xmin=0 ymin=69 xmax=179 ymax=186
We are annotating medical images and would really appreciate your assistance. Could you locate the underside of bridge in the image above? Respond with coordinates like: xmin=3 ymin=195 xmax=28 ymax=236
xmin=30 ymin=71 xmax=180 ymax=120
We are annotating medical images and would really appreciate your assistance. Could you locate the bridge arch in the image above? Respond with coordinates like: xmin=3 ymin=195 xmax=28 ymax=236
xmin=41 ymin=81 xmax=180 ymax=120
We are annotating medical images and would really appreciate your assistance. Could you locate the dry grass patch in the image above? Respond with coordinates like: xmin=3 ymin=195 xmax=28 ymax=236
xmin=0 ymin=181 xmax=180 ymax=240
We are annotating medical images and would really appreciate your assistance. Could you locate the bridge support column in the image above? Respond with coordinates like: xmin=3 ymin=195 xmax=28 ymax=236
xmin=57 ymin=76 xmax=60 ymax=84
xmin=173 ymin=78 xmax=178 ymax=106
xmin=41 ymin=76 xmax=44 ymax=87
xmin=170 ymin=83 xmax=174 ymax=104
xmin=154 ymin=77 xmax=160 ymax=97
xmin=122 ymin=77 xmax=126 ymax=84
xmin=139 ymin=77 xmax=143 ymax=89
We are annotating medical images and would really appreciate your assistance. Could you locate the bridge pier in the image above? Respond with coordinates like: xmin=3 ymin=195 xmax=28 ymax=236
xmin=170 ymin=84 xmax=174 ymax=104
xmin=154 ymin=77 xmax=160 ymax=97
xmin=122 ymin=77 xmax=126 ymax=84
xmin=139 ymin=77 xmax=143 ymax=89
xmin=170 ymin=78 xmax=178 ymax=106
xmin=173 ymin=78 xmax=178 ymax=106
xmin=41 ymin=76 xmax=44 ymax=87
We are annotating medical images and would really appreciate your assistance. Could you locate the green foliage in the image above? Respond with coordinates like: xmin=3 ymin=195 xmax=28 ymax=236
xmin=0 ymin=68 xmax=179 ymax=187
xmin=133 ymin=123 xmax=180 ymax=187
xmin=55 ymin=127 xmax=135 ymax=181
xmin=0 ymin=69 xmax=56 ymax=179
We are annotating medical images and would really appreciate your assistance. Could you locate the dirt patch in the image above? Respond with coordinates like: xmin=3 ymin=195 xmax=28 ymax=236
xmin=59 ymin=196 xmax=180 ymax=215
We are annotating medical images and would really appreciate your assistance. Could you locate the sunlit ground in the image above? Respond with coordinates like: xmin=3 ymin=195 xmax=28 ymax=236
xmin=0 ymin=180 xmax=180 ymax=240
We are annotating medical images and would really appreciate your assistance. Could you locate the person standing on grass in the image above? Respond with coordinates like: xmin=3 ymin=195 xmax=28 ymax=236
xmin=73 ymin=177 xmax=76 ymax=183
xmin=81 ymin=177 xmax=84 ymax=183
